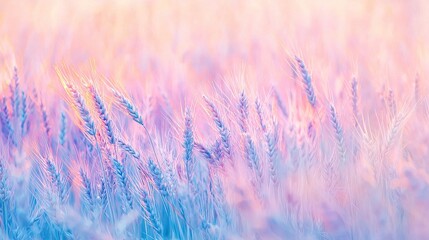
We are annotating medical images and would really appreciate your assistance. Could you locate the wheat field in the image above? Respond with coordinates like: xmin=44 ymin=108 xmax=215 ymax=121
xmin=0 ymin=0 xmax=428 ymax=239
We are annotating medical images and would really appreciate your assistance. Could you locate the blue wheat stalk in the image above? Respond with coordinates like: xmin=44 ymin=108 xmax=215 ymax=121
xmin=112 ymin=158 xmax=133 ymax=212
xmin=0 ymin=160 xmax=11 ymax=236
xmin=66 ymin=83 xmax=96 ymax=136
xmin=195 ymin=143 xmax=214 ymax=164
xmin=350 ymin=78 xmax=360 ymax=161
xmin=89 ymin=85 xmax=115 ymax=144
xmin=272 ymin=88 xmax=288 ymax=117
xmin=183 ymin=108 xmax=194 ymax=183
xmin=211 ymin=139 xmax=224 ymax=165
xmin=141 ymin=189 xmax=162 ymax=235
xmin=194 ymin=141 xmax=223 ymax=171
xmin=329 ymin=104 xmax=346 ymax=161
xmin=113 ymin=90 xmax=144 ymax=125
xmin=265 ymin=132 xmax=278 ymax=183
xmin=245 ymin=135 xmax=262 ymax=181
xmin=148 ymin=159 xmax=168 ymax=197
xmin=163 ymin=157 xmax=178 ymax=196
xmin=28 ymin=88 xmax=38 ymax=120
xmin=255 ymin=99 xmax=267 ymax=132
xmin=10 ymin=67 xmax=20 ymax=118
xmin=203 ymin=96 xmax=231 ymax=157
xmin=40 ymin=102 xmax=51 ymax=137
xmin=295 ymin=56 xmax=316 ymax=107
xmin=196 ymin=139 xmax=221 ymax=175
xmin=117 ymin=139 xmax=140 ymax=159
xmin=59 ymin=113 xmax=66 ymax=146
xmin=98 ymin=179 xmax=108 ymax=210
xmin=1 ymin=97 xmax=14 ymax=141
xmin=20 ymin=91 xmax=27 ymax=135
xmin=208 ymin=173 xmax=231 ymax=226
xmin=238 ymin=92 xmax=249 ymax=133
xmin=46 ymin=159 xmax=67 ymax=203
xmin=79 ymin=169 xmax=94 ymax=214
xmin=112 ymin=89 xmax=161 ymax=165
xmin=105 ymin=158 xmax=117 ymax=191
xmin=0 ymin=161 xmax=7 ymax=200
xmin=97 ymin=163 xmax=115 ymax=222
xmin=256 ymin=99 xmax=277 ymax=182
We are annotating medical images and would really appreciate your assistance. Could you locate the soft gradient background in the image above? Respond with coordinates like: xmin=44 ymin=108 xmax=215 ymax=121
xmin=0 ymin=0 xmax=429 ymax=239
xmin=0 ymin=0 xmax=427 ymax=93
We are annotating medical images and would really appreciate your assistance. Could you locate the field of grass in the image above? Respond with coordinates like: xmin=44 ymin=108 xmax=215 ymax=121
xmin=0 ymin=0 xmax=428 ymax=239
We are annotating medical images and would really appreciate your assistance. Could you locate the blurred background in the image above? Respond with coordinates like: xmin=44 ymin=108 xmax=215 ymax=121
xmin=0 ymin=0 xmax=427 ymax=98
